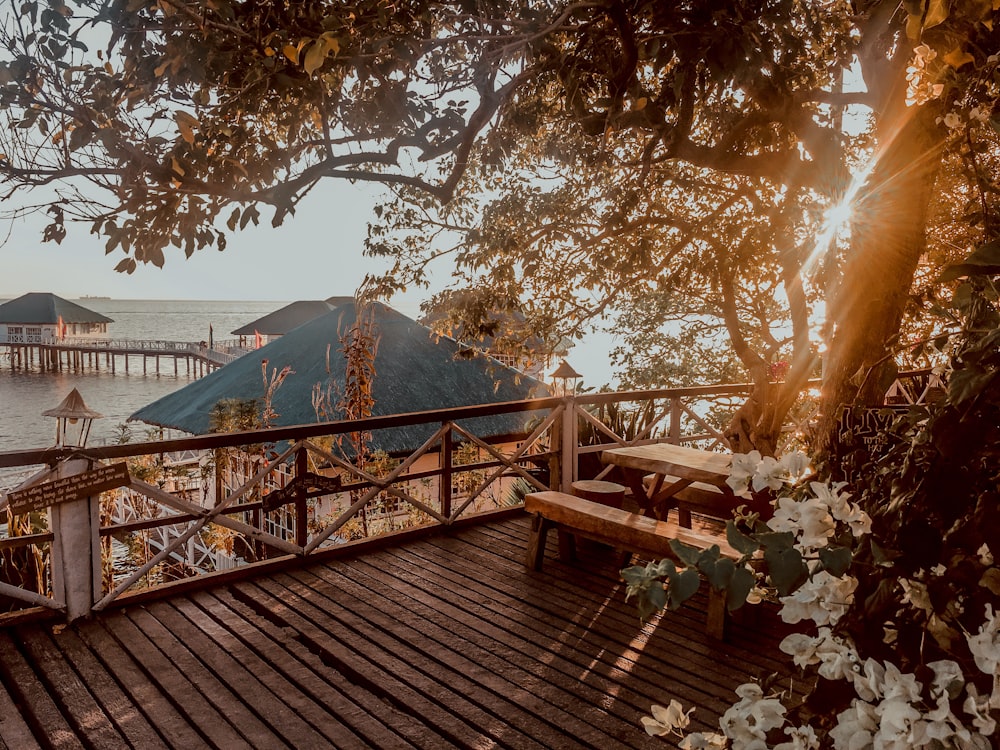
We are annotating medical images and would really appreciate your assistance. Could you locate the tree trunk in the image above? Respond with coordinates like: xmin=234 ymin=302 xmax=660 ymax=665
xmin=817 ymin=103 xmax=944 ymax=457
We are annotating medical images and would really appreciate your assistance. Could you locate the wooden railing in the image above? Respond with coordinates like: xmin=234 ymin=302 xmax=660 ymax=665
xmin=0 ymin=373 xmax=935 ymax=622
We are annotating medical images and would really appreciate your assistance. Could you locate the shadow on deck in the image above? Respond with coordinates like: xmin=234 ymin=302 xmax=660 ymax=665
xmin=0 ymin=513 xmax=795 ymax=749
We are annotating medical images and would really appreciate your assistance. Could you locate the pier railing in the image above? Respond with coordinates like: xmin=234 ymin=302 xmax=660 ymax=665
xmin=0 ymin=373 xmax=935 ymax=622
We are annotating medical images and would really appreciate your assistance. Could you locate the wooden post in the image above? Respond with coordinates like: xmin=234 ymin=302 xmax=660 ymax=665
xmin=294 ymin=448 xmax=308 ymax=548
xmin=48 ymin=459 xmax=101 ymax=621
xmin=440 ymin=427 xmax=453 ymax=519
xmin=560 ymin=394 xmax=577 ymax=493
xmin=669 ymin=397 xmax=682 ymax=445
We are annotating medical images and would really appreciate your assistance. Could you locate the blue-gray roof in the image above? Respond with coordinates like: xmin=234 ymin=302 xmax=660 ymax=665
xmin=0 ymin=293 xmax=113 ymax=324
xmin=230 ymin=299 xmax=343 ymax=336
xmin=131 ymin=302 xmax=548 ymax=453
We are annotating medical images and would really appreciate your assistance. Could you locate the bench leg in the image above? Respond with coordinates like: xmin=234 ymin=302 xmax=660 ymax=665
xmin=706 ymin=587 xmax=728 ymax=640
xmin=556 ymin=530 xmax=577 ymax=563
xmin=525 ymin=514 xmax=551 ymax=571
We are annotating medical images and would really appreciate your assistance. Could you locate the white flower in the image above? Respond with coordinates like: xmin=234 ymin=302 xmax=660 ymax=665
xmin=775 ymin=724 xmax=819 ymax=750
xmin=779 ymin=628 xmax=862 ymax=682
xmin=727 ymin=450 xmax=762 ymax=494
xmin=768 ymin=495 xmax=835 ymax=549
xmin=967 ymin=604 xmax=1000 ymax=676
xmin=963 ymin=683 xmax=997 ymax=735
xmin=928 ymin=660 xmax=964 ymax=701
xmin=778 ymin=451 xmax=810 ymax=481
xmin=830 ymin=700 xmax=877 ymax=749
xmin=679 ymin=732 xmax=728 ymax=749
xmin=719 ymin=683 xmax=787 ymax=742
xmin=881 ymin=662 xmax=921 ymax=703
xmin=752 ymin=455 xmax=786 ymax=492
xmin=943 ymin=111 xmax=964 ymax=130
xmin=810 ymin=481 xmax=871 ymax=537
xmin=977 ymin=543 xmax=993 ymax=566
xmin=849 ymin=658 xmax=886 ymax=703
xmin=779 ymin=571 xmax=857 ymax=626
xmin=875 ymin=695 xmax=921 ymax=748
xmin=641 ymin=699 xmax=693 ymax=736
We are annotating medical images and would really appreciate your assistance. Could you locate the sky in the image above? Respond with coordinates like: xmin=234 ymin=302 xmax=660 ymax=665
xmin=1 ymin=180 xmax=619 ymax=385
xmin=1 ymin=180 xmax=419 ymax=306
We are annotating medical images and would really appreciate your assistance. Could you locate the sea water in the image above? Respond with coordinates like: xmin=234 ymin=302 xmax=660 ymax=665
xmin=0 ymin=299 xmax=286 ymax=453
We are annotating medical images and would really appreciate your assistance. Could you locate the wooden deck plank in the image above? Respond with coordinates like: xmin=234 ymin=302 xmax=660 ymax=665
xmin=242 ymin=575 xmax=550 ymax=750
xmin=14 ymin=628 xmax=129 ymax=748
xmin=299 ymin=558 xmax=668 ymax=746
xmin=190 ymin=588 xmax=425 ymax=750
xmin=94 ymin=611 xmax=254 ymax=749
xmin=0 ymin=631 xmax=85 ymax=749
xmin=126 ymin=602 xmax=309 ymax=748
xmin=0 ymin=514 xmax=800 ymax=748
xmin=43 ymin=627 xmax=168 ymax=750
xmin=0 ymin=657 xmax=42 ymax=750
xmin=284 ymin=565 xmax=643 ymax=750
xmin=384 ymin=540 xmax=737 ymax=732
xmin=195 ymin=591 xmax=428 ymax=748
xmin=72 ymin=617 xmax=211 ymax=747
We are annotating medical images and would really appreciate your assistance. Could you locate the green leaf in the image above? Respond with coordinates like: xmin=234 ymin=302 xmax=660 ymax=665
xmin=939 ymin=240 xmax=1000 ymax=281
xmin=303 ymin=39 xmax=327 ymax=76
xmin=756 ymin=530 xmax=796 ymax=552
xmin=621 ymin=565 xmax=649 ymax=586
xmin=765 ymin=545 xmax=807 ymax=596
xmin=726 ymin=520 xmax=759 ymax=556
xmin=818 ymin=546 xmax=852 ymax=577
xmin=647 ymin=582 xmax=667 ymax=612
xmin=669 ymin=539 xmax=703 ymax=567
xmin=695 ymin=545 xmax=722 ymax=576
xmin=726 ymin=567 xmax=756 ymax=611
xmin=706 ymin=557 xmax=735 ymax=591
xmin=948 ymin=367 xmax=995 ymax=405
xmin=667 ymin=568 xmax=701 ymax=610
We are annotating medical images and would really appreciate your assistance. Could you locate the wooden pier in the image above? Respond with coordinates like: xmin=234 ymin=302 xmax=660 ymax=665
xmin=0 ymin=339 xmax=242 ymax=377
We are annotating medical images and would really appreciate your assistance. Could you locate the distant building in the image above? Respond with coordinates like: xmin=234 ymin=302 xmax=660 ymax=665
xmin=230 ymin=296 xmax=353 ymax=347
xmin=0 ymin=292 xmax=112 ymax=344
xmin=131 ymin=300 xmax=546 ymax=445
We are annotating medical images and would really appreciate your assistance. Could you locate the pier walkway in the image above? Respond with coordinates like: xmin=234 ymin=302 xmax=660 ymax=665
xmin=0 ymin=337 xmax=249 ymax=376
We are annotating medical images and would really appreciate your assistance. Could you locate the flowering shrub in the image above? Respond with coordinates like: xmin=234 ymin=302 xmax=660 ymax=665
xmin=627 ymin=254 xmax=1000 ymax=747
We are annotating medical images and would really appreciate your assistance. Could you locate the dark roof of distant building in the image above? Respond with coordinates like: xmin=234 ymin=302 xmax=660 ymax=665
xmin=133 ymin=301 xmax=548 ymax=454
xmin=230 ymin=300 xmax=339 ymax=336
xmin=0 ymin=293 xmax=113 ymax=325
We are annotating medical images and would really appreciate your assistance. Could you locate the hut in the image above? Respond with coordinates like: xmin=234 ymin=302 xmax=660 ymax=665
xmin=230 ymin=296 xmax=353 ymax=347
xmin=130 ymin=300 xmax=547 ymax=452
xmin=0 ymin=292 xmax=112 ymax=344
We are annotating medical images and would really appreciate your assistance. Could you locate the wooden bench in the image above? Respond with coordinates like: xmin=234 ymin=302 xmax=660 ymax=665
xmin=524 ymin=491 xmax=740 ymax=639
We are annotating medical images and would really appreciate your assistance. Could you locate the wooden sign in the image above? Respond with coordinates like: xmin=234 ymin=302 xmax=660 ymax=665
xmin=7 ymin=463 xmax=131 ymax=515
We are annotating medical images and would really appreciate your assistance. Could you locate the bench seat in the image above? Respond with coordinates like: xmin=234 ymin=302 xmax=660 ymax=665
xmin=524 ymin=490 xmax=738 ymax=638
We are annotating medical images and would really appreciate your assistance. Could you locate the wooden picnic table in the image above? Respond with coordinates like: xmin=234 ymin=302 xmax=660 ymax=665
xmin=600 ymin=443 xmax=740 ymax=527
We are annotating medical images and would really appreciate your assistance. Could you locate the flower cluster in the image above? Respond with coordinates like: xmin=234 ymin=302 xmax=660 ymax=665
xmin=641 ymin=451 xmax=999 ymax=749
xmin=905 ymin=44 xmax=944 ymax=107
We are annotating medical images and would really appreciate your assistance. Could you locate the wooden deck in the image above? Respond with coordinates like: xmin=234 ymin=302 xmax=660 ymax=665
xmin=0 ymin=514 xmax=795 ymax=749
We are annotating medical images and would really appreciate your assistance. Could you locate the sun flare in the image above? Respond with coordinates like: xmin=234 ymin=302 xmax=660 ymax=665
xmin=804 ymin=157 xmax=878 ymax=275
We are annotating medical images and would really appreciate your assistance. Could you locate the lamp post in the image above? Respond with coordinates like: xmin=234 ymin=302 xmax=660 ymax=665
xmin=551 ymin=359 xmax=581 ymax=397
xmin=42 ymin=387 xmax=103 ymax=448
xmin=550 ymin=360 xmax=581 ymax=492
xmin=42 ymin=388 xmax=103 ymax=620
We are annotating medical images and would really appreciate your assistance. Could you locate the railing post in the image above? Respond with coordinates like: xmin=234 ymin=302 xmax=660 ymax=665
xmin=294 ymin=447 xmax=308 ymax=548
xmin=440 ymin=426 xmax=453 ymax=520
xmin=560 ymin=395 xmax=578 ymax=493
xmin=669 ymin=397 xmax=682 ymax=445
xmin=49 ymin=458 xmax=101 ymax=621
